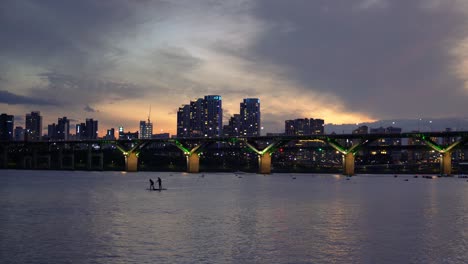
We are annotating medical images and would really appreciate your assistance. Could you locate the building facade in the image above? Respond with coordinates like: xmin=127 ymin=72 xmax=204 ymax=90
xmin=203 ymin=95 xmax=223 ymax=137
xmin=176 ymin=95 xmax=223 ymax=138
xmin=0 ymin=113 xmax=14 ymax=141
xmin=47 ymin=117 xmax=70 ymax=140
xmin=25 ymin=111 xmax=42 ymax=141
xmin=139 ymin=120 xmax=153 ymax=139
xmin=285 ymin=118 xmax=324 ymax=135
xmin=177 ymin=104 xmax=191 ymax=137
xmin=240 ymin=98 xmax=260 ymax=136
xmin=105 ymin=128 xmax=115 ymax=140
xmin=14 ymin=126 xmax=24 ymax=141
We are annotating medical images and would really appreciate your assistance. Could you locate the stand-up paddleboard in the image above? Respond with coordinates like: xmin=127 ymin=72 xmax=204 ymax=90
xmin=146 ymin=188 xmax=168 ymax=191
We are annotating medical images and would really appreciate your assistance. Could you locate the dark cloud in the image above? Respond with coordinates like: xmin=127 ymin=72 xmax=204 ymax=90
xmin=251 ymin=0 xmax=468 ymax=118
xmin=84 ymin=105 xmax=98 ymax=113
xmin=31 ymin=72 xmax=146 ymax=106
xmin=156 ymin=46 xmax=203 ymax=71
xmin=0 ymin=0 xmax=165 ymax=74
xmin=0 ymin=90 xmax=58 ymax=106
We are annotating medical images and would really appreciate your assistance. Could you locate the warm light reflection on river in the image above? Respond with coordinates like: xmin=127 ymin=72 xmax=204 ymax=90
xmin=1 ymin=171 xmax=467 ymax=263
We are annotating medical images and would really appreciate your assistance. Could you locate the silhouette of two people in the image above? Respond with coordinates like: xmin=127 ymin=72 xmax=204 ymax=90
xmin=149 ymin=177 xmax=162 ymax=191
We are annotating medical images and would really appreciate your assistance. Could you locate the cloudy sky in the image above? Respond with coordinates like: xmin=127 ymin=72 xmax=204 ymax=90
xmin=2 ymin=0 xmax=468 ymax=135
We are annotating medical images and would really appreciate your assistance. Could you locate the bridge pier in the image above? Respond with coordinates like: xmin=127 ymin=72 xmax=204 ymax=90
xmin=38 ymin=155 xmax=51 ymax=169
xmin=23 ymin=156 xmax=33 ymax=169
xmin=1 ymin=147 xmax=7 ymax=168
xmin=95 ymin=153 xmax=104 ymax=171
xmin=59 ymin=151 xmax=75 ymax=170
xmin=186 ymin=154 xmax=200 ymax=173
xmin=343 ymin=152 xmax=355 ymax=176
xmin=87 ymin=145 xmax=92 ymax=170
xmin=125 ymin=152 xmax=138 ymax=172
xmin=440 ymin=152 xmax=452 ymax=175
xmin=258 ymin=153 xmax=271 ymax=174
xmin=33 ymin=150 xmax=38 ymax=169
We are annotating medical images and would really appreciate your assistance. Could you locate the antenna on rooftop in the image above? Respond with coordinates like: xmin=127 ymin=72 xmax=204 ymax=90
xmin=148 ymin=105 xmax=151 ymax=123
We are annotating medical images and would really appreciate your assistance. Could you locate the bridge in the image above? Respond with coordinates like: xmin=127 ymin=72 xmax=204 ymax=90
xmin=1 ymin=131 xmax=468 ymax=175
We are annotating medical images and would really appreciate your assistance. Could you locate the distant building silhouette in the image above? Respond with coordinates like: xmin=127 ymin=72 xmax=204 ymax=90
xmin=25 ymin=111 xmax=42 ymax=141
xmin=14 ymin=126 xmax=24 ymax=141
xmin=353 ymin=125 xmax=368 ymax=134
xmin=85 ymin=118 xmax=98 ymax=139
xmin=0 ymin=113 xmax=14 ymax=141
xmin=76 ymin=123 xmax=86 ymax=139
xmin=105 ymin=128 xmax=115 ymax=140
xmin=285 ymin=118 xmax=324 ymax=135
xmin=118 ymin=126 xmax=138 ymax=140
xmin=75 ymin=119 xmax=98 ymax=140
xmin=119 ymin=130 xmax=138 ymax=140
xmin=57 ymin=117 xmax=70 ymax=140
xmin=48 ymin=117 xmax=70 ymax=140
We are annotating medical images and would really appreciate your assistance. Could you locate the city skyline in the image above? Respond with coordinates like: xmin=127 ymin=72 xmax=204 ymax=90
xmin=4 ymin=106 xmax=468 ymax=141
xmin=2 ymin=1 xmax=468 ymax=135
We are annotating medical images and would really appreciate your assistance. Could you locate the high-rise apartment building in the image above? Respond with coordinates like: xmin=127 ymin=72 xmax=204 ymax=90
xmin=240 ymin=98 xmax=260 ymax=136
xmin=190 ymin=99 xmax=203 ymax=137
xmin=203 ymin=95 xmax=223 ymax=137
xmin=85 ymin=118 xmax=98 ymax=139
xmin=48 ymin=123 xmax=57 ymax=140
xmin=25 ymin=111 xmax=42 ymax=141
xmin=57 ymin=117 xmax=70 ymax=140
xmin=47 ymin=117 xmax=70 ymax=140
xmin=0 ymin=113 xmax=14 ymax=141
xmin=176 ymin=95 xmax=223 ymax=138
xmin=105 ymin=128 xmax=115 ymax=140
xmin=139 ymin=120 xmax=153 ymax=139
xmin=177 ymin=104 xmax=191 ymax=137
xmin=223 ymin=114 xmax=241 ymax=137
xmin=75 ymin=119 xmax=98 ymax=139
xmin=76 ymin=123 xmax=85 ymax=139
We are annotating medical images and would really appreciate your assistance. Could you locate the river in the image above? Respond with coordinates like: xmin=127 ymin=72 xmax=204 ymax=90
xmin=1 ymin=170 xmax=467 ymax=263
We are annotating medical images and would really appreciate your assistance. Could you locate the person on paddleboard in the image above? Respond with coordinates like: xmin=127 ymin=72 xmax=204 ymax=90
xmin=149 ymin=178 xmax=155 ymax=190
xmin=157 ymin=177 xmax=162 ymax=190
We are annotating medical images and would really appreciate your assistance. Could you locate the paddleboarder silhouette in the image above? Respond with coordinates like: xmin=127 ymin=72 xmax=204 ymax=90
xmin=157 ymin=177 xmax=162 ymax=190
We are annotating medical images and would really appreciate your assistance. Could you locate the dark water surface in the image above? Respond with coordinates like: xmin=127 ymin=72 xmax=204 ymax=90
xmin=1 ymin=170 xmax=467 ymax=264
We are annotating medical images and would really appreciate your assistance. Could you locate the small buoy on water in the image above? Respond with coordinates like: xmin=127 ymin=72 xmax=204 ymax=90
xmin=404 ymin=179 xmax=409 ymax=181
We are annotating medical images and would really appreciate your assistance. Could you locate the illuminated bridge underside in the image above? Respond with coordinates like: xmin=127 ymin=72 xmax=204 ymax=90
xmin=115 ymin=142 xmax=148 ymax=172
xmin=173 ymin=140 xmax=207 ymax=173
xmin=245 ymin=140 xmax=288 ymax=174
xmin=1 ymin=131 xmax=468 ymax=174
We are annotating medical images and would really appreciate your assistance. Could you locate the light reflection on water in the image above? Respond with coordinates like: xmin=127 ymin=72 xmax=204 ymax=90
xmin=0 ymin=171 xmax=467 ymax=264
